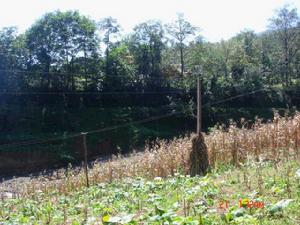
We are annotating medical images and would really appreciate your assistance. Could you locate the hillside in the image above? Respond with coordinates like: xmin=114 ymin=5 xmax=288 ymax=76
xmin=1 ymin=112 xmax=300 ymax=224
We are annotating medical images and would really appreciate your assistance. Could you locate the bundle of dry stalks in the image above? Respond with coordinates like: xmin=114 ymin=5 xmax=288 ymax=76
xmin=3 ymin=112 xmax=300 ymax=196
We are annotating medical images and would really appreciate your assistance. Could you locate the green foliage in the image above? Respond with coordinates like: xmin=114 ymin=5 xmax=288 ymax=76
xmin=1 ymin=160 xmax=299 ymax=224
xmin=25 ymin=10 xmax=99 ymax=89
xmin=0 ymin=7 xmax=300 ymax=165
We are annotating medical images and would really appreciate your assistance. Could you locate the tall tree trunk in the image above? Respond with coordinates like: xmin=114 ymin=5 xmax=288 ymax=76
xmin=106 ymin=48 xmax=110 ymax=76
xmin=106 ymin=34 xmax=110 ymax=76
xmin=71 ymin=57 xmax=75 ymax=91
xmin=45 ymin=61 xmax=50 ymax=90
xmin=180 ymin=42 xmax=184 ymax=76
xmin=283 ymin=28 xmax=289 ymax=87
xmin=84 ymin=49 xmax=88 ymax=90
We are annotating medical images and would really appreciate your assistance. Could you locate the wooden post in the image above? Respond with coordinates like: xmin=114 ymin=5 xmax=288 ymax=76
xmin=189 ymin=74 xmax=209 ymax=176
xmin=81 ymin=132 xmax=89 ymax=187
xmin=197 ymin=76 xmax=202 ymax=135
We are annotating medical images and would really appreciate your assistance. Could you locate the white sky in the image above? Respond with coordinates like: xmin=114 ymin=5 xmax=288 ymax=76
xmin=0 ymin=0 xmax=299 ymax=42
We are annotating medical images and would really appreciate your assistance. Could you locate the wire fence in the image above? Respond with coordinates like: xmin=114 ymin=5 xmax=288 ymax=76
xmin=0 ymin=76 xmax=298 ymax=176
xmin=0 ymin=111 xmax=184 ymax=149
xmin=0 ymin=86 xmax=272 ymax=149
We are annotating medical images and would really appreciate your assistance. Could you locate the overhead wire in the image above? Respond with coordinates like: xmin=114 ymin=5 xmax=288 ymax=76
xmin=0 ymin=69 xmax=195 ymax=81
xmin=0 ymin=110 xmax=184 ymax=149
xmin=0 ymin=86 xmax=273 ymax=149
xmin=202 ymin=87 xmax=269 ymax=108
xmin=0 ymin=90 xmax=195 ymax=95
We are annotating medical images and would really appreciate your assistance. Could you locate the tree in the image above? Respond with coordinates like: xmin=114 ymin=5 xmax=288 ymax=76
xmin=218 ymin=40 xmax=232 ymax=77
xmin=102 ymin=42 xmax=136 ymax=91
xmin=269 ymin=5 xmax=300 ymax=86
xmin=26 ymin=10 xmax=99 ymax=90
xmin=131 ymin=20 xmax=164 ymax=79
xmin=241 ymin=30 xmax=257 ymax=60
xmin=259 ymin=33 xmax=274 ymax=83
xmin=0 ymin=27 xmax=29 ymax=91
xmin=0 ymin=27 xmax=17 ymax=91
xmin=98 ymin=17 xmax=121 ymax=75
xmin=166 ymin=13 xmax=198 ymax=76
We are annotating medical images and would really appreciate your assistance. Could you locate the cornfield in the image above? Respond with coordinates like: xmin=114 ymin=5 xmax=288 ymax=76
xmin=206 ymin=111 xmax=300 ymax=167
xmin=2 ymin=111 xmax=300 ymax=196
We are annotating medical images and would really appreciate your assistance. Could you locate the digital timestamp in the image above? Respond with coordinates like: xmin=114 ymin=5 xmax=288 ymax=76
xmin=219 ymin=199 xmax=265 ymax=209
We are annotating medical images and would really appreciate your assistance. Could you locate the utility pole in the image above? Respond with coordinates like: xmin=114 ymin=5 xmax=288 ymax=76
xmin=197 ymin=75 xmax=202 ymax=135
xmin=190 ymin=73 xmax=209 ymax=176
xmin=81 ymin=132 xmax=89 ymax=188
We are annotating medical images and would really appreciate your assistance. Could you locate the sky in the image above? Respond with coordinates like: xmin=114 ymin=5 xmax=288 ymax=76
xmin=0 ymin=0 xmax=299 ymax=42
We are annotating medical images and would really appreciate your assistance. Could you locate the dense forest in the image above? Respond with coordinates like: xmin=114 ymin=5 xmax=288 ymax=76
xmin=0 ymin=5 xmax=299 ymax=165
